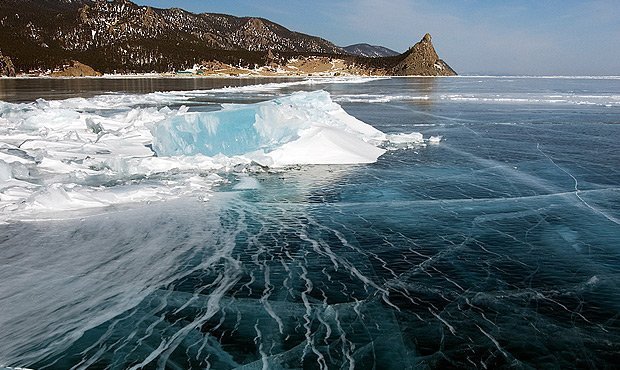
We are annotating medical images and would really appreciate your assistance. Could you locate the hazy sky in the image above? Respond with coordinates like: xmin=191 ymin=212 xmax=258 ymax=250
xmin=135 ymin=0 xmax=619 ymax=75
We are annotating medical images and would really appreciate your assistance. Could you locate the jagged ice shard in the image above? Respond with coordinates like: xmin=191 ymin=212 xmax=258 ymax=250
xmin=151 ymin=90 xmax=387 ymax=166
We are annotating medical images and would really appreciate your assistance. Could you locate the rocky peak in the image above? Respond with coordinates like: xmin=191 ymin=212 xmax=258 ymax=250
xmin=245 ymin=18 xmax=266 ymax=28
xmin=408 ymin=33 xmax=439 ymax=62
xmin=392 ymin=33 xmax=456 ymax=76
xmin=0 ymin=50 xmax=16 ymax=77
xmin=241 ymin=18 xmax=269 ymax=37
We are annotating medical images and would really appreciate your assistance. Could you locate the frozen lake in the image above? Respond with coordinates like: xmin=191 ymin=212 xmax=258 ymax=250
xmin=1 ymin=76 xmax=619 ymax=369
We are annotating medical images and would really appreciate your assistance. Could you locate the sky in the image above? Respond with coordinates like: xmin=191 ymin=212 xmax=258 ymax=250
xmin=135 ymin=0 xmax=620 ymax=75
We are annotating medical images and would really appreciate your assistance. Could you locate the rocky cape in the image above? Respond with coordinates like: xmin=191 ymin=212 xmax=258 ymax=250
xmin=0 ymin=0 xmax=456 ymax=77
xmin=393 ymin=34 xmax=456 ymax=76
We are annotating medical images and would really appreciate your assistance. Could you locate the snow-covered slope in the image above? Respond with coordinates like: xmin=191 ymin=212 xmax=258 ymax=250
xmin=0 ymin=0 xmax=344 ymax=72
xmin=343 ymin=43 xmax=399 ymax=58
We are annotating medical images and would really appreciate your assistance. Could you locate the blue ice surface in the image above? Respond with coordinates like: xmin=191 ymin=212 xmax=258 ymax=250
xmin=153 ymin=105 xmax=263 ymax=156
xmin=1 ymin=77 xmax=620 ymax=369
xmin=151 ymin=90 xmax=360 ymax=158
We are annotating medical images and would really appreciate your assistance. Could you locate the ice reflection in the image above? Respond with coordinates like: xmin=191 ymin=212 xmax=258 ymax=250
xmin=0 ymin=78 xmax=288 ymax=103
xmin=403 ymin=77 xmax=437 ymax=109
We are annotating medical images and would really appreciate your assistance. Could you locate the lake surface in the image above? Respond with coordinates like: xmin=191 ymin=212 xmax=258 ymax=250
xmin=1 ymin=76 xmax=619 ymax=369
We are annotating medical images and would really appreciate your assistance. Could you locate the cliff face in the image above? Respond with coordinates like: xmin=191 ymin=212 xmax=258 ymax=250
xmin=392 ymin=34 xmax=456 ymax=76
xmin=0 ymin=51 xmax=16 ymax=77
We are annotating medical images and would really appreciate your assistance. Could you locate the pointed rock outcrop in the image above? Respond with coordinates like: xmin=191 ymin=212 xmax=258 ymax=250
xmin=0 ymin=51 xmax=16 ymax=77
xmin=392 ymin=33 xmax=456 ymax=76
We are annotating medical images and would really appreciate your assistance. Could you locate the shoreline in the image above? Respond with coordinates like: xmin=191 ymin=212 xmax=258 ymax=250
xmin=2 ymin=74 xmax=619 ymax=80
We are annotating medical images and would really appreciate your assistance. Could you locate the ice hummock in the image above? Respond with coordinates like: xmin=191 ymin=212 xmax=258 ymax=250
xmin=151 ymin=90 xmax=388 ymax=166
xmin=0 ymin=88 xmax=432 ymax=221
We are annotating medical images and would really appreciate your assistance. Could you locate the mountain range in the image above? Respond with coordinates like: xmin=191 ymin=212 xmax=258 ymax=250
xmin=343 ymin=44 xmax=399 ymax=58
xmin=0 ymin=0 xmax=456 ymax=76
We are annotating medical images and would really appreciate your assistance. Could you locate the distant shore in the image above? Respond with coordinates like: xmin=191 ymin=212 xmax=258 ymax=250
xmin=4 ymin=74 xmax=619 ymax=80
xmin=11 ymin=56 xmax=389 ymax=79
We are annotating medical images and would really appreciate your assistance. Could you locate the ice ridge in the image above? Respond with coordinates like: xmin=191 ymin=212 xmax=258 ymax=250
xmin=0 ymin=88 xmax=433 ymax=221
xmin=151 ymin=90 xmax=389 ymax=167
